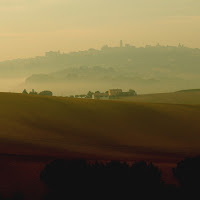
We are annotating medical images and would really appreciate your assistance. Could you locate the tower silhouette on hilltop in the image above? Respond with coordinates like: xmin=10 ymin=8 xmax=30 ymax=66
xmin=120 ymin=40 xmax=123 ymax=48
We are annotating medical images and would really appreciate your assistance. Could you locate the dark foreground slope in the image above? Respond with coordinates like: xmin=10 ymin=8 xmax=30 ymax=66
xmin=1 ymin=92 xmax=200 ymax=199
xmin=0 ymin=92 xmax=200 ymax=162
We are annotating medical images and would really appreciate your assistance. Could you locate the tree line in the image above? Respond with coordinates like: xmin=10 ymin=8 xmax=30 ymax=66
xmin=22 ymin=89 xmax=53 ymax=96
xmin=1 ymin=155 xmax=200 ymax=199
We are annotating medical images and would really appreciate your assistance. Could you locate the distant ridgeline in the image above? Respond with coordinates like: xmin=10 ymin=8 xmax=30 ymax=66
xmin=2 ymin=42 xmax=200 ymax=95
xmin=0 ymin=42 xmax=200 ymax=79
xmin=176 ymin=89 xmax=200 ymax=93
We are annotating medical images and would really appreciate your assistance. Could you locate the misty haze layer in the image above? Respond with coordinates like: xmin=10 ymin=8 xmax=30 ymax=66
xmin=0 ymin=44 xmax=200 ymax=95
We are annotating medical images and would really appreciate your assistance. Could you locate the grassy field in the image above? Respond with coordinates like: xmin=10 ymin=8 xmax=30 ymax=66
xmin=118 ymin=91 xmax=200 ymax=105
xmin=0 ymin=92 xmax=200 ymax=162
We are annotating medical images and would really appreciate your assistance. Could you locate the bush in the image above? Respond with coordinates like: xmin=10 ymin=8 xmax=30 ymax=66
xmin=22 ymin=89 xmax=28 ymax=94
xmin=39 ymin=91 xmax=53 ymax=96
xmin=173 ymin=156 xmax=200 ymax=196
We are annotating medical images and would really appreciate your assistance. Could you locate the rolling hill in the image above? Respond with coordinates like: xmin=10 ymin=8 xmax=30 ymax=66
xmin=118 ymin=91 xmax=200 ymax=105
xmin=0 ymin=92 xmax=200 ymax=163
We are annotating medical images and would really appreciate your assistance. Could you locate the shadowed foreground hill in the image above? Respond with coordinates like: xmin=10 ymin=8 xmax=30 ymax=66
xmin=0 ymin=92 xmax=200 ymax=162
xmin=118 ymin=91 xmax=200 ymax=105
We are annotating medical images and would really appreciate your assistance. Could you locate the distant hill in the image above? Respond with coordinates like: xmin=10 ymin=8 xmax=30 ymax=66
xmin=0 ymin=92 xmax=200 ymax=162
xmin=1 ymin=44 xmax=200 ymax=95
xmin=25 ymin=66 xmax=159 ymax=92
xmin=117 ymin=91 xmax=200 ymax=105
xmin=176 ymin=89 xmax=200 ymax=93
xmin=0 ymin=44 xmax=200 ymax=79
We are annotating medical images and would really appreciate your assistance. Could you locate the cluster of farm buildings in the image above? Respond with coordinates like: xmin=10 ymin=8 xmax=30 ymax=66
xmin=92 ymin=89 xmax=136 ymax=100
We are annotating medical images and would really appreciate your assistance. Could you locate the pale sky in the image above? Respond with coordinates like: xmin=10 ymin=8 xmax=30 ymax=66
xmin=0 ymin=0 xmax=200 ymax=61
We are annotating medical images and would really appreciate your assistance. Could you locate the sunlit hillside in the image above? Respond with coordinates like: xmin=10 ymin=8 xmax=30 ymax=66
xmin=0 ymin=92 xmax=200 ymax=163
xmin=118 ymin=91 xmax=200 ymax=105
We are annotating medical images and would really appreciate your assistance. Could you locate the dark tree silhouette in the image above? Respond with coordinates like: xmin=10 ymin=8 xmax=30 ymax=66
xmin=29 ymin=89 xmax=37 ymax=95
xmin=22 ymin=89 xmax=28 ymax=94
xmin=9 ymin=192 xmax=24 ymax=200
xmin=173 ymin=156 xmax=200 ymax=197
xmin=128 ymin=89 xmax=137 ymax=96
xmin=87 ymin=91 xmax=94 ymax=98
xmin=40 ymin=160 xmax=165 ymax=200
xmin=39 ymin=91 xmax=53 ymax=96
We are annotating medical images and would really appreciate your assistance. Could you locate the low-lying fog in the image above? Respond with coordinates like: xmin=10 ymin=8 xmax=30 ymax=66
xmin=1 ymin=77 xmax=199 ymax=96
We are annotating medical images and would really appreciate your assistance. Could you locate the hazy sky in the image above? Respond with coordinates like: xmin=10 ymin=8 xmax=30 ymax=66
xmin=0 ymin=0 xmax=200 ymax=60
